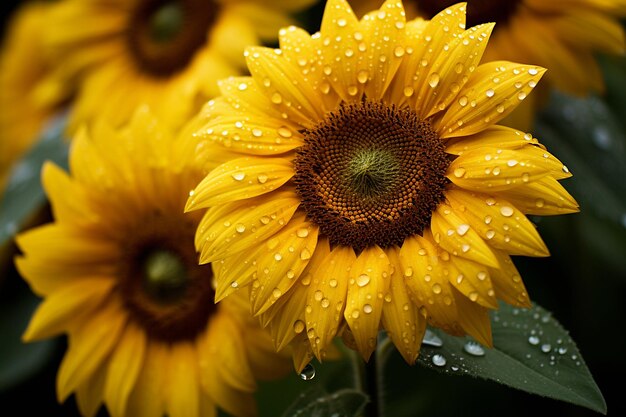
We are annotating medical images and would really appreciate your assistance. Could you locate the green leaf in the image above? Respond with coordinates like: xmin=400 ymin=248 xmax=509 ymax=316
xmin=0 ymin=289 xmax=57 ymax=390
xmin=280 ymin=387 xmax=368 ymax=417
xmin=0 ymin=115 xmax=69 ymax=245
xmin=416 ymin=302 xmax=606 ymax=414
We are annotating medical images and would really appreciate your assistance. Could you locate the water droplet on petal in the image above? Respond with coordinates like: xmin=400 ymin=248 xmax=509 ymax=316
xmin=500 ymin=206 xmax=514 ymax=217
xmin=293 ymin=320 xmax=305 ymax=333
xmin=541 ymin=343 xmax=552 ymax=353
xmin=428 ymin=73 xmax=440 ymax=88
xmin=232 ymin=172 xmax=246 ymax=181
xmin=363 ymin=304 xmax=373 ymax=314
xmin=528 ymin=335 xmax=540 ymax=345
xmin=299 ymin=363 xmax=316 ymax=380
xmin=453 ymin=167 xmax=466 ymax=178
xmin=356 ymin=273 xmax=370 ymax=287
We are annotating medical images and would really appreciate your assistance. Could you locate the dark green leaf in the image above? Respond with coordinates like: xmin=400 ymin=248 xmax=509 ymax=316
xmin=0 ymin=290 xmax=57 ymax=390
xmin=416 ymin=302 xmax=606 ymax=414
xmin=281 ymin=387 xmax=368 ymax=417
xmin=0 ymin=115 xmax=69 ymax=245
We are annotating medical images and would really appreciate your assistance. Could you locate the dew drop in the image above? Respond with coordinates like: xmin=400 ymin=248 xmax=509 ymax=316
xmin=272 ymin=288 xmax=282 ymax=298
xmin=422 ymin=329 xmax=443 ymax=347
xmin=300 ymin=248 xmax=312 ymax=260
xmin=463 ymin=341 xmax=486 ymax=356
xmin=299 ymin=363 xmax=316 ymax=380
xmin=535 ymin=198 xmax=545 ymax=208
xmin=357 ymin=70 xmax=369 ymax=84
xmin=252 ymin=128 xmax=263 ymax=137
xmin=432 ymin=354 xmax=447 ymax=367
xmin=363 ymin=304 xmax=373 ymax=314
xmin=428 ymin=73 xmax=440 ymax=88
xmin=356 ymin=273 xmax=370 ymax=287
xmin=235 ymin=223 xmax=246 ymax=233
xmin=453 ymin=167 xmax=466 ymax=178
xmin=485 ymin=229 xmax=495 ymax=239
xmin=500 ymin=206 xmax=514 ymax=217
xmin=257 ymin=174 xmax=268 ymax=184
xmin=347 ymin=85 xmax=359 ymax=96
xmin=271 ymin=92 xmax=283 ymax=104
xmin=541 ymin=343 xmax=552 ymax=353
xmin=393 ymin=46 xmax=405 ymax=57
xmin=456 ymin=224 xmax=470 ymax=236
xmin=337 ymin=18 xmax=347 ymax=27
xmin=528 ymin=335 xmax=540 ymax=345
xmin=232 ymin=172 xmax=246 ymax=181
xmin=278 ymin=126 xmax=292 ymax=138
xmin=293 ymin=320 xmax=305 ymax=333
xmin=403 ymin=86 xmax=414 ymax=97
xmin=485 ymin=89 xmax=495 ymax=98
xmin=458 ymin=96 xmax=468 ymax=106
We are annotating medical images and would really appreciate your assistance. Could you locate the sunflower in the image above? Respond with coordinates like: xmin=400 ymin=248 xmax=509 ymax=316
xmin=43 ymin=0 xmax=316 ymax=134
xmin=186 ymin=0 xmax=579 ymax=366
xmin=16 ymin=107 xmax=291 ymax=417
xmin=0 ymin=2 xmax=70 ymax=192
xmin=389 ymin=0 xmax=626 ymax=129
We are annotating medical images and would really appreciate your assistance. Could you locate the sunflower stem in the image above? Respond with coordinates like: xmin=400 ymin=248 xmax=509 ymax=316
xmin=353 ymin=333 xmax=394 ymax=417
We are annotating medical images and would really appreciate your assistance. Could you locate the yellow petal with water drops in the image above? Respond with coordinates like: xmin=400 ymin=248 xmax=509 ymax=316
xmin=104 ymin=322 xmax=146 ymax=417
xmin=246 ymin=46 xmax=324 ymax=127
xmin=42 ymin=162 xmax=98 ymax=225
xmin=447 ymin=144 xmax=571 ymax=192
xmin=291 ymin=333 xmax=315 ymax=374
xmin=447 ymin=255 xmax=498 ymax=309
xmin=186 ymin=157 xmax=293 ymax=210
xmin=57 ymin=300 xmax=126 ymax=402
xmin=358 ymin=0 xmax=407 ymax=100
xmin=250 ymin=216 xmax=319 ymax=315
xmin=388 ymin=3 xmax=467 ymax=107
xmin=16 ymin=224 xmax=119 ymax=270
xmin=75 ymin=361 xmax=107 ymax=417
xmin=497 ymin=176 xmax=579 ymax=216
xmin=417 ymin=23 xmax=494 ymax=119
xmin=23 ymin=277 xmax=114 ymax=341
xmin=217 ymin=77 xmax=282 ymax=120
xmin=453 ymin=287 xmax=493 ymax=348
xmin=126 ymin=342 xmax=168 ymax=417
xmin=279 ymin=25 xmax=341 ymax=112
xmin=399 ymin=233 xmax=462 ymax=336
xmin=345 ymin=246 xmax=391 ymax=361
xmin=435 ymin=61 xmax=546 ymax=138
xmin=445 ymin=189 xmax=550 ymax=257
xmin=430 ymin=203 xmax=499 ymax=267
xmin=213 ymin=243 xmax=267 ymax=302
xmin=199 ymin=346 xmax=257 ymax=417
xmin=261 ymin=238 xmax=331 ymax=349
xmin=307 ymin=245 xmax=355 ymax=360
xmin=166 ymin=343 xmax=199 ymax=417
xmin=200 ymin=314 xmax=256 ymax=393
xmin=194 ymin=112 xmax=303 ymax=156
xmin=381 ymin=247 xmax=427 ymax=364
xmin=195 ymin=193 xmax=300 ymax=263
xmin=445 ymin=126 xmax=541 ymax=156
xmin=318 ymin=0 xmax=361 ymax=101
xmin=489 ymin=249 xmax=531 ymax=308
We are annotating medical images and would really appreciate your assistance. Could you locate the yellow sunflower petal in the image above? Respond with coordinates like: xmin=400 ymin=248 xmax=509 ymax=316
xmin=104 ymin=322 xmax=146 ymax=417
xmin=306 ymin=245 xmax=355 ymax=359
xmin=445 ymin=125 xmax=541 ymax=155
xmin=381 ymin=247 xmax=427 ymax=364
xmin=261 ymin=238 xmax=331 ymax=350
xmin=452 ymin=287 xmax=493 ymax=348
xmin=186 ymin=157 xmax=294 ymax=210
xmin=195 ymin=192 xmax=300 ymax=263
xmin=417 ymin=23 xmax=494 ymax=118
xmin=217 ymin=77 xmax=283 ymax=120
xmin=166 ymin=343 xmax=199 ymax=417
xmin=435 ymin=61 xmax=545 ymax=138
xmin=447 ymin=255 xmax=498 ymax=309
xmin=200 ymin=314 xmax=256 ymax=393
xmin=489 ymin=250 xmax=531 ymax=308
xmin=344 ymin=246 xmax=391 ymax=361
xmin=57 ymin=300 xmax=126 ymax=402
xmin=75 ymin=361 xmax=107 ymax=417
xmin=246 ymin=46 xmax=324 ymax=126
xmin=431 ymin=203 xmax=499 ymax=267
xmin=445 ymin=189 xmax=550 ymax=257
xmin=291 ymin=333 xmax=315 ymax=373
xmin=23 ymin=277 xmax=114 ymax=342
xmin=213 ymin=244 xmax=267 ymax=302
xmin=199 ymin=394 xmax=217 ymax=417
xmin=551 ymin=10 xmax=625 ymax=55
xmin=42 ymin=162 xmax=98 ymax=225
xmin=447 ymin=144 xmax=571 ymax=192
xmin=497 ymin=176 xmax=579 ymax=216
xmin=250 ymin=216 xmax=319 ymax=314
xmin=126 ymin=342 xmax=168 ymax=417
xmin=399 ymin=233 xmax=462 ymax=336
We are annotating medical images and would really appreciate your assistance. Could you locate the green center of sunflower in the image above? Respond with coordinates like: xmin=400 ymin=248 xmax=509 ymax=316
xmin=295 ymin=101 xmax=450 ymax=252
xmin=127 ymin=0 xmax=219 ymax=78
xmin=118 ymin=213 xmax=215 ymax=342
xmin=416 ymin=0 xmax=522 ymax=27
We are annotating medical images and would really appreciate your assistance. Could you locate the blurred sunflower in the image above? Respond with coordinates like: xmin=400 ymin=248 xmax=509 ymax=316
xmin=358 ymin=0 xmax=626 ymax=129
xmin=16 ymin=108 xmax=291 ymax=417
xmin=44 ymin=0 xmax=316 ymax=133
xmin=0 ymin=2 xmax=70 ymax=192
xmin=186 ymin=0 xmax=578 ymax=366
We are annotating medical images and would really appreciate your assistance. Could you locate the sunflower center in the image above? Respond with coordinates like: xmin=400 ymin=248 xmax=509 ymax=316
xmin=295 ymin=101 xmax=450 ymax=252
xmin=417 ymin=0 xmax=522 ymax=27
xmin=127 ymin=0 xmax=219 ymax=78
xmin=118 ymin=213 xmax=214 ymax=342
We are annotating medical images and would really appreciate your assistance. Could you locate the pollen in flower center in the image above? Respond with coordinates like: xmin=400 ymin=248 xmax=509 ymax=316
xmin=127 ymin=0 xmax=219 ymax=77
xmin=118 ymin=213 xmax=215 ymax=342
xmin=142 ymin=249 xmax=188 ymax=303
xmin=417 ymin=0 xmax=522 ymax=27
xmin=295 ymin=101 xmax=450 ymax=252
